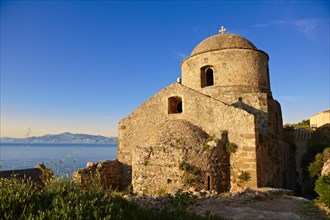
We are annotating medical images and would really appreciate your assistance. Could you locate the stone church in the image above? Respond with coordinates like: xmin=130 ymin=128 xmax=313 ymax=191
xmin=117 ymin=28 xmax=295 ymax=194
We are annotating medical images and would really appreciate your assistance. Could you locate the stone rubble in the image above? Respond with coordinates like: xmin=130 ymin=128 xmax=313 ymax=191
xmin=124 ymin=188 xmax=287 ymax=211
xmin=72 ymin=160 xmax=122 ymax=189
xmin=120 ymin=187 xmax=328 ymax=220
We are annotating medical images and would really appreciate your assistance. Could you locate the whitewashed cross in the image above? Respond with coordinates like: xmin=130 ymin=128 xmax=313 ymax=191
xmin=219 ymin=26 xmax=226 ymax=34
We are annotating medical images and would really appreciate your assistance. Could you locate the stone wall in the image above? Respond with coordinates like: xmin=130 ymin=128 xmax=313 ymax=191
xmin=196 ymin=90 xmax=274 ymax=136
xmin=132 ymin=120 xmax=230 ymax=194
xmin=72 ymin=160 xmax=122 ymax=190
xmin=118 ymin=83 xmax=258 ymax=190
xmin=214 ymin=91 xmax=291 ymax=189
xmin=267 ymin=99 xmax=284 ymax=137
xmin=0 ymin=163 xmax=54 ymax=187
xmin=254 ymin=98 xmax=295 ymax=189
xmin=294 ymin=128 xmax=312 ymax=191
xmin=282 ymin=141 xmax=297 ymax=190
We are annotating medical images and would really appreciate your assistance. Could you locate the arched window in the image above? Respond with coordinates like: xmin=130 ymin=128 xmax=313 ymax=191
xmin=168 ymin=96 xmax=183 ymax=114
xmin=206 ymin=68 xmax=214 ymax=86
xmin=201 ymin=66 xmax=214 ymax=88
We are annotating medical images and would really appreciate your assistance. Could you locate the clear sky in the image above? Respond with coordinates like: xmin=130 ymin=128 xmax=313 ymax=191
xmin=1 ymin=1 xmax=329 ymax=138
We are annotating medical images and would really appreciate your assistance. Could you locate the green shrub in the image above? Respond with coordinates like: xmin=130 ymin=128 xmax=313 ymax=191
xmin=238 ymin=171 xmax=251 ymax=181
xmin=124 ymin=184 xmax=133 ymax=194
xmin=178 ymin=161 xmax=189 ymax=172
xmin=167 ymin=191 xmax=196 ymax=210
xmin=154 ymin=188 xmax=166 ymax=196
xmin=178 ymin=162 xmax=201 ymax=176
xmin=184 ymin=178 xmax=195 ymax=185
xmin=315 ymin=174 xmax=330 ymax=208
xmin=308 ymin=153 xmax=324 ymax=178
xmin=226 ymin=142 xmax=238 ymax=154
xmin=0 ymin=177 xmax=227 ymax=220
xmin=291 ymin=119 xmax=311 ymax=130
xmin=0 ymin=177 xmax=133 ymax=219
xmin=307 ymin=124 xmax=330 ymax=147
xmin=141 ymin=188 xmax=149 ymax=195
xmin=301 ymin=124 xmax=330 ymax=169
xmin=301 ymin=144 xmax=329 ymax=169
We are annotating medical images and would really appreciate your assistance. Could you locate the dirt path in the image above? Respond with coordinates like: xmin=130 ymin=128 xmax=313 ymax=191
xmin=128 ymin=188 xmax=329 ymax=220
xmin=191 ymin=194 xmax=329 ymax=220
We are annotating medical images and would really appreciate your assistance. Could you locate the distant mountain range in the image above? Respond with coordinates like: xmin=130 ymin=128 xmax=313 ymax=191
xmin=0 ymin=132 xmax=118 ymax=144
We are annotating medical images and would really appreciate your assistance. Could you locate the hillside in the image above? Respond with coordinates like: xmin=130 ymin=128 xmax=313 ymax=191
xmin=0 ymin=132 xmax=118 ymax=144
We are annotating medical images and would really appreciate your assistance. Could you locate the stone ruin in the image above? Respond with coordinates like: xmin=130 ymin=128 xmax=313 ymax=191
xmin=74 ymin=30 xmax=296 ymax=194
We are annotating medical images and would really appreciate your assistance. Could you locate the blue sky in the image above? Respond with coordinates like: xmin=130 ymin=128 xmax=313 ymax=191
xmin=1 ymin=1 xmax=329 ymax=138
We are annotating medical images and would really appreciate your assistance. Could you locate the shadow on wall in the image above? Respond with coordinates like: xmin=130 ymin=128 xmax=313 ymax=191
xmin=208 ymin=131 xmax=231 ymax=192
xmin=120 ymin=162 xmax=132 ymax=190
xmin=232 ymin=99 xmax=266 ymax=121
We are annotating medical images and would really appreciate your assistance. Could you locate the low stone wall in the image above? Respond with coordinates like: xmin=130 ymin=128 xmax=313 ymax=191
xmin=72 ymin=160 xmax=122 ymax=190
xmin=0 ymin=163 xmax=53 ymax=187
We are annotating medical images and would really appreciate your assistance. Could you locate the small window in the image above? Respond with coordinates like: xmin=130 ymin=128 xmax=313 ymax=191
xmin=206 ymin=68 xmax=214 ymax=86
xmin=201 ymin=66 xmax=214 ymax=88
xmin=168 ymin=96 xmax=183 ymax=114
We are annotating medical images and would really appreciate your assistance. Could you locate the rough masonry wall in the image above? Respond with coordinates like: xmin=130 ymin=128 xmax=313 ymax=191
xmin=293 ymin=128 xmax=312 ymax=192
xmin=203 ymin=88 xmax=290 ymax=189
xmin=211 ymin=91 xmax=289 ymax=189
xmin=132 ymin=144 xmax=208 ymax=194
xmin=267 ymin=100 xmax=284 ymax=137
xmin=255 ymin=98 xmax=295 ymax=189
xmin=181 ymin=49 xmax=270 ymax=94
xmin=132 ymin=120 xmax=229 ymax=194
xmin=118 ymin=83 xmax=257 ymax=190
xmin=217 ymin=92 xmax=269 ymax=134
xmin=256 ymin=139 xmax=295 ymax=190
xmin=72 ymin=160 xmax=122 ymax=190
xmin=181 ymin=47 xmax=273 ymax=136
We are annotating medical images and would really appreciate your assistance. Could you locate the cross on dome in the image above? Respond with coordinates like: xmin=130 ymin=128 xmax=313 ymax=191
xmin=219 ymin=26 xmax=226 ymax=34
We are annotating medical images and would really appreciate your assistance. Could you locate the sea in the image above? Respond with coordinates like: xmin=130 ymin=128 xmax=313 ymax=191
xmin=0 ymin=143 xmax=118 ymax=176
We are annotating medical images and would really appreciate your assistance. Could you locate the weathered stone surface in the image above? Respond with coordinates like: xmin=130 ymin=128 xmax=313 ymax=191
xmin=72 ymin=159 xmax=121 ymax=190
xmin=121 ymin=187 xmax=327 ymax=220
xmin=132 ymin=120 xmax=231 ymax=194
xmin=86 ymin=162 xmax=95 ymax=167
xmin=117 ymin=32 xmax=294 ymax=194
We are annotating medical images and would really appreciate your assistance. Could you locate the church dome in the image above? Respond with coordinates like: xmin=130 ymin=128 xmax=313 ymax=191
xmin=191 ymin=34 xmax=257 ymax=56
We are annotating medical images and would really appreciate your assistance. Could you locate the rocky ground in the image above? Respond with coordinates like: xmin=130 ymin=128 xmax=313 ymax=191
xmin=124 ymin=188 xmax=329 ymax=220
